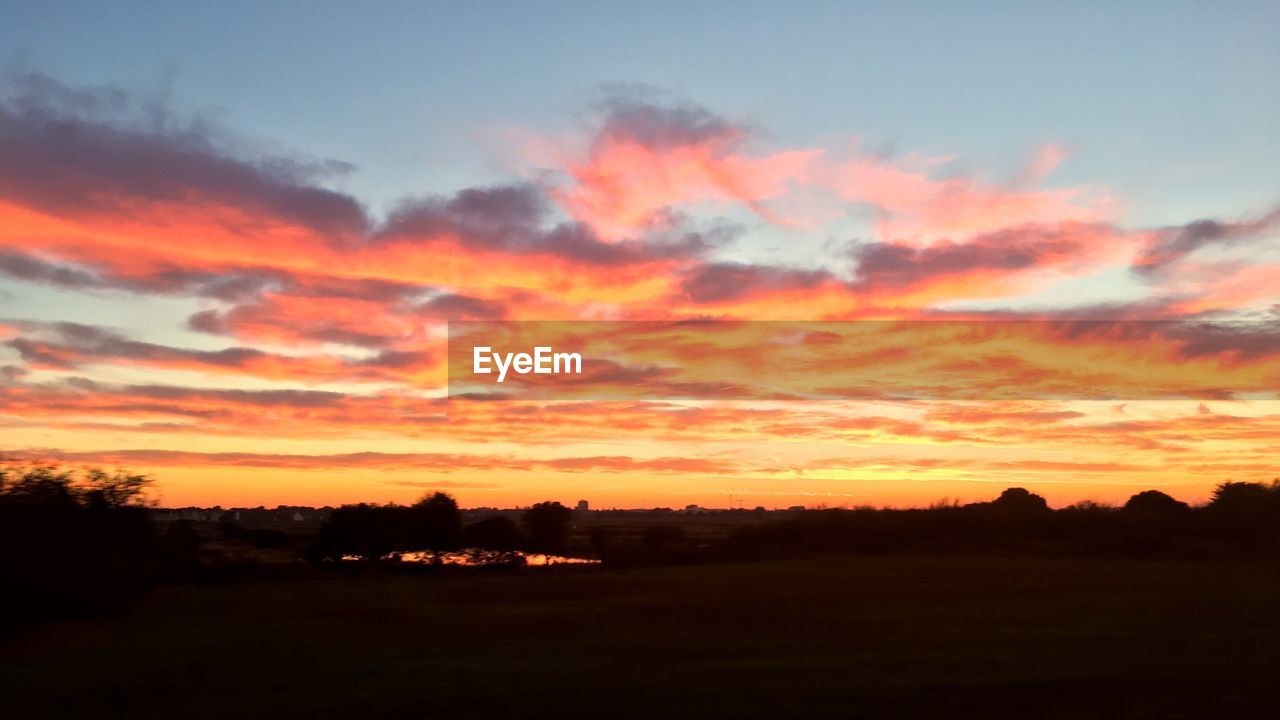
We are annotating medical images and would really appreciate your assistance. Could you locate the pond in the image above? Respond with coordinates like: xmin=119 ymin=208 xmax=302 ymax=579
xmin=340 ymin=549 xmax=600 ymax=566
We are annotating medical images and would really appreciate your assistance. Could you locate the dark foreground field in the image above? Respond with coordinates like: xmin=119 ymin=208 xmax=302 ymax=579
xmin=5 ymin=556 xmax=1280 ymax=719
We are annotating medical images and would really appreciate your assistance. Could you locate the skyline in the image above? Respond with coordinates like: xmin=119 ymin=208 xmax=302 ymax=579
xmin=1 ymin=2 xmax=1278 ymax=508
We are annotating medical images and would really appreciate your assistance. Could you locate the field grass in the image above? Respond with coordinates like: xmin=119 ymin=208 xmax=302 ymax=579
xmin=5 ymin=556 xmax=1280 ymax=718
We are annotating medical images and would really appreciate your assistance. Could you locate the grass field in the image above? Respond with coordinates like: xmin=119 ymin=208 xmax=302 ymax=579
xmin=5 ymin=556 xmax=1280 ymax=718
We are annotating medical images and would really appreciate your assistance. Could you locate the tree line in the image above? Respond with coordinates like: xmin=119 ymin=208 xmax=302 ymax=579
xmin=714 ymin=484 xmax=1280 ymax=562
xmin=0 ymin=462 xmax=583 ymax=629
xmin=312 ymin=495 xmax=575 ymax=563
xmin=4 ymin=459 xmax=1280 ymax=630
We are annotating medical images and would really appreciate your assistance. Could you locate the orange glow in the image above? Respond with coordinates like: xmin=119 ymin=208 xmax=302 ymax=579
xmin=3 ymin=92 xmax=1278 ymax=510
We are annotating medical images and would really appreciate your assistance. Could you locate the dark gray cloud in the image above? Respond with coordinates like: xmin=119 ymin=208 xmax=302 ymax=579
xmin=185 ymin=307 xmax=401 ymax=349
xmin=0 ymin=72 xmax=370 ymax=239
xmin=848 ymin=225 xmax=1092 ymax=290
xmin=378 ymin=183 xmax=722 ymax=264
xmin=1165 ymin=321 xmax=1280 ymax=362
xmin=1007 ymin=319 xmax=1280 ymax=363
xmin=4 ymin=320 xmax=439 ymax=379
xmin=0 ymin=250 xmax=285 ymax=301
xmin=680 ymin=262 xmax=832 ymax=303
xmin=184 ymin=274 xmax=442 ymax=347
xmin=7 ymin=338 xmax=74 ymax=368
xmin=1133 ymin=208 xmax=1280 ymax=277
xmin=0 ymin=250 xmax=104 ymax=289
xmin=0 ymin=244 xmax=294 ymax=303
xmin=591 ymin=93 xmax=740 ymax=150
xmin=122 ymin=383 xmax=347 ymax=408
xmin=7 ymin=321 xmax=268 ymax=369
xmin=352 ymin=349 xmax=433 ymax=369
xmin=416 ymin=293 xmax=507 ymax=320
xmin=378 ymin=184 xmax=546 ymax=246
xmin=0 ymin=365 xmax=27 ymax=382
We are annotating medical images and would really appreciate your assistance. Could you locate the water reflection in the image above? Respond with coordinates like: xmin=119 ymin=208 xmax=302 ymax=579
xmin=339 ymin=549 xmax=600 ymax=566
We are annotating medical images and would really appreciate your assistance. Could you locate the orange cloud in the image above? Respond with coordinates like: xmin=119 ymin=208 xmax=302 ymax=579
xmin=3 ymin=77 xmax=1279 ymax=508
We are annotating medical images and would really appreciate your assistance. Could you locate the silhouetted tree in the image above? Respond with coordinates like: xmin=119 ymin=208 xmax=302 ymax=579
xmin=315 ymin=503 xmax=398 ymax=561
xmin=410 ymin=492 xmax=463 ymax=556
xmin=464 ymin=516 xmax=522 ymax=551
xmin=990 ymin=487 xmax=1051 ymax=515
xmin=1111 ymin=490 xmax=1192 ymax=556
xmin=1204 ymin=482 xmax=1280 ymax=551
xmin=522 ymin=501 xmax=573 ymax=555
xmin=1123 ymin=490 xmax=1189 ymax=515
xmin=0 ymin=462 xmax=157 ymax=627
xmin=313 ymin=494 xmax=463 ymax=563
xmin=1 ymin=463 xmax=79 ymax=508
xmin=81 ymin=468 xmax=154 ymax=509
xmin=1209 ymin=481 xmax=1276 ymax=513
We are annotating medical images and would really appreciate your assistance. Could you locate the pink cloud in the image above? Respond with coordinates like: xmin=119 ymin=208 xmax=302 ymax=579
xmin=823 ymin=145 xmax=1112 ymax=243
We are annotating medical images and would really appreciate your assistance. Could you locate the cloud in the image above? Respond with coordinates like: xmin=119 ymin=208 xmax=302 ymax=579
xmin=847 ymin=222 xmax=1133 ymax=299
xmin=0 ymin=376 xmax=450 ymax=436
xmin=680 ymin=262 xmax=834 ymax=303
xmin=523 ymin=93 xmax=819 ymax=237
xmin=379 ymin=182 xmax=720 ymax=265
xmin=538 ymin=455 xmax=737 ymax=474
xmin=925 ymin=405 xmax=1085 ymax=425
xmin=0 ymin=447 xmax=742 ymax=475
xmin=0 ymin=72 xmax=369 ymax=239
xmin=1134 ymin=207 xmax=1280 ymax=277
xmin=1165 ymin=321 xmax=1280 ymax=362
xmin=824 ymin=146 xmax=1111 ymax=243
xmin=4 ymin=321 xmax=438 ymax=382
xmin=1017 ymin=143 xmax=1070 ymax=185
xmin=0 ymin=250 xmax=105 ymax=289
xmin=4 ymin=72 xmax=1280 ymax=506
xmin=416 ymin=293 xmax=507 ymax=321
xmin=0 ymin=76 xmax=722 ymax=322
xmin=592 ymin=93 xmax=742 ymax=149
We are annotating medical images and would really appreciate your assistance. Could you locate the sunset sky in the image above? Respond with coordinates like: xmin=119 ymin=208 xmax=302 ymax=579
xmin=1 ymin=2 xmax=1277 ymax=508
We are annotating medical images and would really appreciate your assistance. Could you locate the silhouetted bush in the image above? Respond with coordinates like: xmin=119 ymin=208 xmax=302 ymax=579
xmin=464 ymin=516 xmax=523 ymax=552
xmin=717 ymin=482 xmax=1280 ymax=562
xmin=409 ymin=492 xmax=463 ymax=554
xmin=522 ymin=501 xmax=573 ymax=555
xmin=992 ymin=487 xmax=1047 ymax=511
xmin=313 ymin=492 xmax=463 ymax=563
xmin=1209 ymin=481 xmax=1278 ymax=516
xmin=1123 ymin=490 xmax=1190 ymax=515
xmin=0 ymin=462 xmax=157 ymax=628
xmin=1202 ymin=481 xmax=1280 ymax=552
